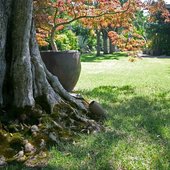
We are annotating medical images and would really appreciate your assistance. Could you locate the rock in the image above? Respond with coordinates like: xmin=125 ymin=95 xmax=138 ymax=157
xmin=14 ymin=150 xmax=26 ymax=161
xmin=24 ymin=152 xmax=49 ymax=168
xmin=40 ymin=139 xmax=46 ymax=149
xmin=49 ymin=132 xmax=58 ymax=143
xmin=32 ymin=131 xmax=37 ymax=137
xmin=31 ymin=125 xmax=39 ymax=132
xmin=0 ymin=155 xmax=7 ymax=167
xmin=23 ymin=140 xmax=36 ymax=153
xmin=39 ymin=151 xmax=47 ymax=158
xmin=18 ymin=150 xmax=24 ymax=157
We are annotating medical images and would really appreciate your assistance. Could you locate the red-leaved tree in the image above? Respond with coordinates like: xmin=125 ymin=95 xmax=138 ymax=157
xmin=34 ymin=0 xmax=143 ymax=51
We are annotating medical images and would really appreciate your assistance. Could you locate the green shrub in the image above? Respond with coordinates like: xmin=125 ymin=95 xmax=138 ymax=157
xmin=55 ymin=30 xmax=78 ymax=51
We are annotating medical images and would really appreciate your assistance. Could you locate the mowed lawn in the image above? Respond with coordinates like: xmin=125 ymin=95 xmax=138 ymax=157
xmin=48 ymin=53 xmax=170 ymax=170
xmin=7 ymin=53 xmax=170 ymax=170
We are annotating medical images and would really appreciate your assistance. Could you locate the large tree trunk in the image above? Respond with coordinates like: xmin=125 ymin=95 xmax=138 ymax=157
xmin=0 ymin=0 xmax=10 ymax=106
xmin=0 ymin=0 xmax=104 ymax=166
xmin=0 ymin=0 xmax=86 ymax=112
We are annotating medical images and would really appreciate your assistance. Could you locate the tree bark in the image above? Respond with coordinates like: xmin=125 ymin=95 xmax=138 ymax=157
xmin=102 ymin=29 xmax=109 ymax=54
xmin=0 ymin=0 xmax=11 ymax=106
xmin=96 ymin=29 xmax=101 ymax=56
xmin=0 ymin=0 xmax=87 ymax=113
xmin=109 ymin=38 xmax=115 ymax=54
xmin=11 ymin=0 xmax=34 ymax=107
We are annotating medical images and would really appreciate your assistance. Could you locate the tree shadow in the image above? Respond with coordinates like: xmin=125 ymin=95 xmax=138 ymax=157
xmin=81 ymin=52 xmax=128 ymax=62
xmin=4 ymin=164 xmax=66 ymax=170
xmin=40 ymin=85 xmax=169 ymax=170
xmin=77 ymin=85 xmax=170 ymax=169
xmin=6 ymin=85 xmax=170 ymax=169
xmin=80 ymin=85 xmax=170 ymax=141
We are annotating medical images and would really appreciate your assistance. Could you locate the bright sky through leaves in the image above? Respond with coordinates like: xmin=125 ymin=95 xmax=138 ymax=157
xmin=143 ymin=0 xmax=170 ymax=3
xmin=165 ymin=0 xmax=170 ymax=3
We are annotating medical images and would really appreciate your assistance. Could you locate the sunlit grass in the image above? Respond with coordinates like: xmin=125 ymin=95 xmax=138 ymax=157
xmin=6 ymin=53 xmax=170 ymax=170
xmin=47 ymin=54 xmax=170 ymax=170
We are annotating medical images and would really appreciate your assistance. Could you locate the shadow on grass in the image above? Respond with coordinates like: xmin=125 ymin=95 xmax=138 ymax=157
xmin=4 ymin=164 xmax=68 ymax=170
xmin=81 ymin=52 xmax=128 ymax=62
xmin=39 ymin=85 xmax=169 ymax=170
xmin=5 ymin=85 xmax=170 ymax=170
xmin=80 ymin=85 xmax=170 ymax=141
xmin=75 ymin=85 xmax=170 ymax=169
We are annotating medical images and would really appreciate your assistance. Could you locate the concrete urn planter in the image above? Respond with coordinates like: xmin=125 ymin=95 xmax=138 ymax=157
xmin=41 ymin=50 xmax=81 ymax=92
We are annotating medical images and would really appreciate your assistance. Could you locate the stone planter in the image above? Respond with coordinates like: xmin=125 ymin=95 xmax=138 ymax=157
xmin=41 ymin=50 xmax=81 ymax=92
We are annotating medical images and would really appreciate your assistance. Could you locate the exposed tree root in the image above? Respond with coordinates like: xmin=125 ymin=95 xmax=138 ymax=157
xmin=0 ymin=96 xmax=105 ymax=168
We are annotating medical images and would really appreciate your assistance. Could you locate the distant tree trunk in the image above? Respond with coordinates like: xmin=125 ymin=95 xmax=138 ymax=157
xmin=0 ymin=0 xmax=87 ymax=113
xmin=96 ymin=29 xmax=101 ymax=56
xmin=102 ymin=29 xmax=109 ymax=54
xmin=109 ymin=38 xmax=115 ymax=54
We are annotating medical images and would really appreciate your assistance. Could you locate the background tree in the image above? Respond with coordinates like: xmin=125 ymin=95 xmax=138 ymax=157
xmin=34 ymin=0 xmax=138 ymax=51
xmin=80 ymin=0 xmax=144 ymax=55
xmin=108 ymin=0 xmax=170 ymax=54
xmin=72 ymin=25 xmax=97 ymax=53
xmin=145 ymin=0 xmax=170 ymax=55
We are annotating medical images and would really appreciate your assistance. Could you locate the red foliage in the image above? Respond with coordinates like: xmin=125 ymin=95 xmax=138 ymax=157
xmin=34 ymin=0 xmax=170 ymax=51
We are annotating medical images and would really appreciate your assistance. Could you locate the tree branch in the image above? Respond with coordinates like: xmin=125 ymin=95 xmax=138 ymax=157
xmin=52 ymin=0 xmax=131 ymax=33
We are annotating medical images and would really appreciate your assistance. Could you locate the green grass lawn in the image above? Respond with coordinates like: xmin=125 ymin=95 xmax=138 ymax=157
xmin=7 ymin=53 xmax=170 ymax=170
